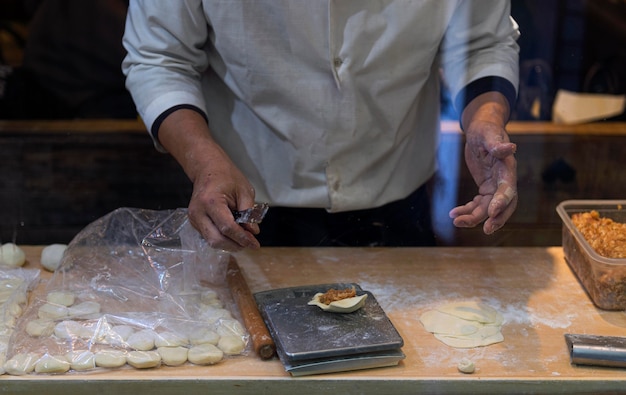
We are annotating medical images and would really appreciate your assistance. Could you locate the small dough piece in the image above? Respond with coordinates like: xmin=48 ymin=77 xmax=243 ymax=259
xmin=200 ymin=289 xmax=219 ymax=303
xmin=25 ymin=319 xmax=55 ymax=337
xmin=102 ymin=325 xmax=135 ymax=344
xmin=154 ymin=331 xmax=187 ymax=348
xmin=38 ymin=303 xmax=69 ymax=320
xmin=127 ymin=329 xmax=156 ymax=351
xmin=34 ymin=354 xmax=71 ymax=374
xmin=157 ymin=346 xmax=188 ymax=366
xmin=68 ymin=301 xmax=101 ymax=319
xmin=94 ymin=349 xmax=127 ymax=368
xmin=198 ymin=307 xmax=232 ymax=324
xmin=40 ymin=244 xmax=68 ymax=272
xmin=66 ymin=350 xmax=96 ymax=371
xmin=54 ymin=320 xmax=92 ymax=339
xmin=217 ymin=335 xmax=246 ymax=355
xmin=187 ymin=344 xmax=224 ymax=365
xmin=217 ymin=319 xmax=246 ymax=337
xmin=188 ymin=328 xmax=220 ymax=345
xmin=46 ymin=291 xmax=75 ymax=307
xmin=0 ymin=243 xmax=26 ymax=267
xmin=126 ymin=350 xmax=161 ymax=369
xmin=457 ymin=358 xmax=475 ymax=374
xmin=4 ymin=353 xmax=40 ymax=375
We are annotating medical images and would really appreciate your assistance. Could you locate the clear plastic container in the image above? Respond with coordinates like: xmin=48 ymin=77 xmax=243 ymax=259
xmin=556 ymin=200 xmax=626 ymax=310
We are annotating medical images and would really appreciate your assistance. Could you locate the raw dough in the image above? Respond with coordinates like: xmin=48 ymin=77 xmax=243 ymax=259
xmin=126 ymin=329 xmax=156 ymax=351
xmin=188 ymin=328 xmax=220 ymax=345
xmin=25 ymin=319 xmax=55 ymax=337
xmin=420 ymin=301 xmax=505 ymax=349
xmin=457 ymin=358 xmax=475 ymax=374
xmin=187 ymin=344 xmax=223 ymax=365
xmin=34 ymin=354 xmax=71 ymax=374
xmin=217 ymin=319 xmax=246 ymax=337
xmin=102 ymin=324 xmax=135 ymax=344
xmin=157 ymin=346 xmax=188 ymax=366
xmin=37 ymin=303 xmax=69 ymax=320
xmin=217 ymin=335 xmax=246 ymax=355
xmin=94 ymin=349 xmax=127 ymax=368
xmin=40 ymin=244 xmax=68 ymax=272
xmin=4 ymin=352 xmax=39 ymax=375
xmin=0 ymin=243 xmax=26 ymax=268
xmin=68 ymin=301 xmax=101 ymax=318
xmin=126 ymin=350 xmax=161 ymax=369
xmin=46 ymin=291 xmax=75 ymax=307
xmin=154 ymin=331 xmax=187 ymax=348
xmin=54 ymin=320 xmax=92 ymax=339
xmin=66 ymin=350 xmax=96 ymax=371
xmin=308 ymin=293 xmax=368 ymax=313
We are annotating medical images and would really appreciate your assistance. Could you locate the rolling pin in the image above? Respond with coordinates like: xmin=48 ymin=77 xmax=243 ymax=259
xmin=226 ymin=257 xmax=276 ymax=360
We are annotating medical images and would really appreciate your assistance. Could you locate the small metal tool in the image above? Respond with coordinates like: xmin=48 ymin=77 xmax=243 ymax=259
xmin=565 ymin=333 xmax=626 ymax=368
xmin=232 ymin=203 xmax=269 ymax=224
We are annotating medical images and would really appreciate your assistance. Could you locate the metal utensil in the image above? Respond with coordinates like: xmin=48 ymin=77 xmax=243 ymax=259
xmin=232 ymin=203 xmax=269 ymax=224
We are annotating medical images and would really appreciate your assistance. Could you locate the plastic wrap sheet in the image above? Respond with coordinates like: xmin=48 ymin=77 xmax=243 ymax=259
xmin=6 ymin=208 xmax=248 ymax=375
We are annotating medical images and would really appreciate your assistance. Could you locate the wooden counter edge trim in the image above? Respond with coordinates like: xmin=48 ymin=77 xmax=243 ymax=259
xmin=441 ymin=120 xmax=626 ymax=136
xmin=1 ymin=120 xmax=625 ymax=136
xmin=0 ymin=119 xmax=147 ymax=134
xmin=226 ymin=257 xmax=276 ymax=360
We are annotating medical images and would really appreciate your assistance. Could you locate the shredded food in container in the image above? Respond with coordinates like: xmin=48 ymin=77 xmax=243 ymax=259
xmin=571 ymin=210 xmax=626 ymax=259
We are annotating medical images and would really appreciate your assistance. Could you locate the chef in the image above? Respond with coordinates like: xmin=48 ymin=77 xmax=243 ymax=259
xmin=122 ymin=0 xmax=520 ymax=250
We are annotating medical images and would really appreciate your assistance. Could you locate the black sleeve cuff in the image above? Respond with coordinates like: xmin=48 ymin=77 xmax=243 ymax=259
xmin=151 ymin=104 xmax=208 ymax=141
xmin=454 ymin=76 xmax=517 ymax=121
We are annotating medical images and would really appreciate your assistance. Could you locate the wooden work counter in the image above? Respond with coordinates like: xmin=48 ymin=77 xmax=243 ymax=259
xmin=3 ymin=246 xmax=626 ymax=394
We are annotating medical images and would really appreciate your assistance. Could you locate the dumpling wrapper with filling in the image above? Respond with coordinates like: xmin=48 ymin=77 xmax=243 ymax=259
xmin=308 ymin=293 xmax=368 ymax=313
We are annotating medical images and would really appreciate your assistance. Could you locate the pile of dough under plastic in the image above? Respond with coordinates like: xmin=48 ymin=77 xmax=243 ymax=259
xmin=4 ymin=288 xmax=247 ymax=375
xmin=419 ymin=301 xmax=504 ymax=348
xmin=0 ymin=269 xmax=40 ymax=374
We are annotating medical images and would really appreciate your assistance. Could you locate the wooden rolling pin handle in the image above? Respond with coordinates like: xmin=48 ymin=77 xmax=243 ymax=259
xmin=227 ymin=257 xmax=276 ymax=360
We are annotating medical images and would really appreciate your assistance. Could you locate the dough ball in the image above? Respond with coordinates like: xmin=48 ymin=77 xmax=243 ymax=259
xmin=0 ymin=243 xmax=26 ymax=268
xmin=188 ymin=328 xmax=220 ymax=346
xmin=198 ymin=307 xmax=232 ymax=324
xmin=66 ymin=350 xmax=96 ymax=371
xmin=187 ymin=344 xmax=223 ymax=365
xmin=34 ymin=354 xmax=71 ymax=374
xmin=217 ymin=319 xmax=246 ymax=337
xmin=154 ymin=331 xmax=187 ymax=348
xmin=68 ymin=301 xmax=101 ymax=319
xmin=126 ymin=329 xmax=156 ymax=351
xmin=25 ymin=319 xmax=55 ymax=337
xmin=217 ymin=335 xmax=246 ymax=355
xmin=46 ymin=291 xmax=75 ymax=307
xmin=94 ymin=349 xmax=127 ymax=368
xmin=200 ymin=289 xmax=219 ymax=303
xmin=457 ymin=358 xmax=475 ymax=374
xmin=54 ymin=320 xmax=92 ymax=339
xmin=126 ymin=350 xmax=161 ymax=369
xmin=38 ymin=302 xmax=69 ymax=320
xmin=4 ymin=352 xmax=40 ymax=375
xmin=40 ymin=244 xmax=68 ymax=272
xmin=102 ymin=325 xmax=135 ymax=344
xmin=157 ymin=346 xmax=188 ymax=366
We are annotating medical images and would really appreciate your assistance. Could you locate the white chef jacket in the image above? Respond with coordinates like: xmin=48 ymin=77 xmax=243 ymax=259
xmin=122 ymin=0 xmax=519 ymax=212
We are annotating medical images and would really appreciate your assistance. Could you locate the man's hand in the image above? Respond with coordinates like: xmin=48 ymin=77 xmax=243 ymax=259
xmin=159 ymin=109 xmax=261 ymax=250
xmin=449 ymin=92 xmax=518 ymax=234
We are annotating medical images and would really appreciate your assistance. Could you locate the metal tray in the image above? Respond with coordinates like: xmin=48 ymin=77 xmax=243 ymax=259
xmin=254 ymin=283 xmax=404 ymax=362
